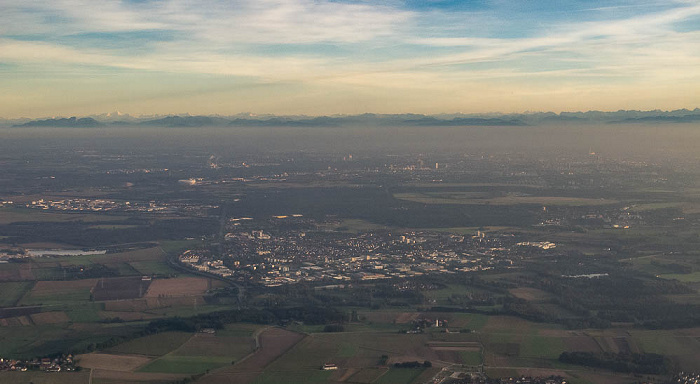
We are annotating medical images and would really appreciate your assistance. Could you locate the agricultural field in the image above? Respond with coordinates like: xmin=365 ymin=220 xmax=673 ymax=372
xmin=509 ymin=287 xmax=554 ymax=302
xmin=20 ymin=279 xmax=97 ymax=306
xmin=92 ymin=276 xmax=151 ymax=301
xmin=0 ymin=370 xmax=90 ymax=384
xmin=145 ymin=276 xmax=213 ymax=297
xmin=250 ymin=369 xmax=334 ymax=384
xmin=77 ymin=350 xmax=193 ymax=383
xmin=65 ymin=302 xmax=104 ymax=322
xmin=173 ymin=333 xmax=255 ymax=359
xmin=375 ymin=367 xmax=427 ymax=384
xmin=30 ymin=311 xmax=71 ymax=325
xmin=0 ymin=281 xmax=34 ymax=306
xmin=118 ymin=328 xmax=259 ymax=376
xmin=128 ymin=260 xmax=180 ymax=275
xmin=317 ymin=218 xmax=390 ymax=233
xmin=77 ymin=352 xmax=154 ymax=372
xmin=198 ymin=327 xmax=305 ymax=384
xmin=0 ymin=262 xmax=35 ymax=281
xmin=658 ymin=271 xmax=700 ymax=282
xmin=0 ymin=206 xmax=127 ymax=225
xmin=4 ymin=246 xmax=175 ymax=284
xmin=159 ymin=239 xmax=202 ymax=255
xmin=0 ymin=320 xmax=143 ymax=359
xmin=393 ymin=192 xmax=617 ymax=206
xmin=138 ymin=355 xmax=233 ymax=375
xmin=246 ymin=311 xmax=688 ymax=383
xmin=107 ymin=331 xmax=194 ymax=356
xmin=215 ymin=322 xmax=265 ymax=337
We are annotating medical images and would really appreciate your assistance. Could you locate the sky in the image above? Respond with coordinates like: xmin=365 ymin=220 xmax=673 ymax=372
xmin=1 ymin=0 xmax=699 ymax=118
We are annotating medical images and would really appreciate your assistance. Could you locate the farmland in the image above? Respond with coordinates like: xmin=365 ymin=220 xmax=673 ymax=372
xmin=20 ymin=279 xmax=97 ymax=306
xmin=173 ymin=333 xmax=255 ymax=359
xmin=107 ymin=331 xmax=194 ymax=356
xmin=197 ymin=328 xmax=305 ymax=384
xmin=0 ymin=370 xmax=90 ymax=384
xmin=0 ymin=206 xmax=127 ymax=225
xmin=138 ymin=355 xmax=233 ymax=375
xmin=393 ymin=192 xmax=617 ymax=206
xmin=0 ymin=281 xmax=34 ymax=306
xmin=145 ymin=277 xmax=212 ymax=297
xmin=2 ymin=125 xmax=700 ymax=384
xmin=92 ymin=276 xmax=151 ymax=301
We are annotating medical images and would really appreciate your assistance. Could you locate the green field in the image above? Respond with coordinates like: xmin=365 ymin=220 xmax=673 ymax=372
xmin=394 ymin=192 xmax=617 ymax=206
xmin=138 ymin=355 xmax=232 ymax=374
xmin=519 ymin=335 xmax=567 ymax=359
xmin=445 ymin=313 xmax=489 ymax=330
xmin=633 ymin=330 xmax=700 ymax=356
xmin=159 ymin=239 xmax=202 ymax=255
xmin=87 ymin=224 xmax=140 ymax=230
xmin=215 ymin=323 xmax=265 ymax=337
xmin=460 ymin=350 xmax=483 ymax=365
xmin=20 ymin=284 xmax=95 ymax=306
xmin=658 ymin=272 xmax=700 ymax=282
xmin=65 ymin=302 xmax=104 ymax=322
xmin=24 ymin=247 xmax=170 ymax=279
xmin=0 ymin=207 xmax=127 ymax=225
xmin=107 ymin=332 xmax=194 ymax=356
xmin=0 ymin=281 xmax=34 ymax=306
xmin=128 ymin=260 xmax=179 ymax=275
xmin=0 ymin=321 xmax=143 ymax=359
xmin=317 ymin=218 xmax=389 ymax=233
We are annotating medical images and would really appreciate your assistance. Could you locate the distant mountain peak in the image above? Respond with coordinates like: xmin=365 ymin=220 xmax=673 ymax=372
xmin=14 ymin=117 xmax=102 ymax=128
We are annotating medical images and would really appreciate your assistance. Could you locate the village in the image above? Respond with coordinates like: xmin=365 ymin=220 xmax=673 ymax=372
xmin=23 ymin=198 xmax=218 ymax=216
xmin=0 ymin=354 xmax=76 ymax=373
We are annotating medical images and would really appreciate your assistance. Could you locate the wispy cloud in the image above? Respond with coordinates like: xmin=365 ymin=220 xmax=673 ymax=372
xmin=0 ymin=0 xmax=698 ymax=116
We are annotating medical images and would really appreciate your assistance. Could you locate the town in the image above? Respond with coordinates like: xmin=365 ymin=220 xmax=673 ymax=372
xmin=177 ymin=216 xmax=543 ymax=287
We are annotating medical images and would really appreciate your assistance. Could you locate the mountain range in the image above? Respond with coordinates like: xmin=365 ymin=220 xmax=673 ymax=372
xmin=4 ymin=109 xmax=700 ymax=128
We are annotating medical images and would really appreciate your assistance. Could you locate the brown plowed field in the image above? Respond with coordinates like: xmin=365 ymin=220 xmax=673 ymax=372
xmin=98 ymin=310 xmax=160 ymax=321
xmin=145 ymin=277 xmax=210 ymax=297
xmin=92 ymin=369 xmax=188 ymax=382
xmin=563 ymin=335 xmax=602 ymax=353
xmin=30 ymin=311 xmax=70 ymax=324
xmin=77 ymin=353 xmax=153 ymax=371
xmin=32 ymin=279 xmax=98 ymax=293
xmin=92 ymin=276 xmax=151 ymax=301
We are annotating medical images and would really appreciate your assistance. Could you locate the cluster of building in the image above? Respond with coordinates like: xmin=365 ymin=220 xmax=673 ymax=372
xmin=493 ymin=377 xmax=567 ymax=384
xmin=180 ymin=249 xmax=235 ymax=278
xmin=0 ymin=355 xmax=76 ymax=373
xmin=402 ymin=316 xmax=449 ymax=334
xmin=537 ymin=205 xmax=646 ymax=231
xmin=1 ymin=248 xmax=106 ymax=263
xmin=671 ymin=372 xmax=700 ymax=384
xmin=24 ymin=198 xmax=217 ymax=216
xmin=178 ymin=218 xmax=552 ymax=287
xmin=26 ymin=198 xmax=167 ymax=213
xmin=105 ymin=167 xmax=169 ymax=175
xmin=515 ymin=241 xmax=556 ymax=250
xmin=430 ymin=370 xmax=567 ymax=384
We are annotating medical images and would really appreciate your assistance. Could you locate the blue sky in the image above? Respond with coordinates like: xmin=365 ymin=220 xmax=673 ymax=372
xmin=0 ymin=0 xmax=698 ymax=117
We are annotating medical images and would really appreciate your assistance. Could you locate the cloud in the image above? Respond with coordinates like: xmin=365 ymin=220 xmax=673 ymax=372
xmin=0 ymin=0 xmax=698 ymax=116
